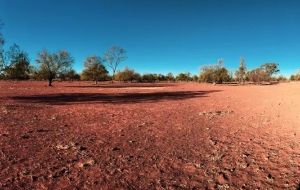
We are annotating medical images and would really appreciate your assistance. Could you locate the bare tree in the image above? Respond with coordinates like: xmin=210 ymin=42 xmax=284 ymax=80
xmin=36 ymin=50 xmax=74 ymax=86
xmin=235 ymin=57 xmax=247 ymax=84
xmin=103 ymin=46 xmax=127 ymax=82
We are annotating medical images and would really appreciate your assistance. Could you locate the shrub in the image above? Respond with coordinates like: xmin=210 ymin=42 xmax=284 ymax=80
xmin=192 ymin=75 xmax=199 ymax=82
xmin=115 ymin=67 xmax=141 ymax=82
xmin=81 ymin=56 xmax=108 ymax=84
xmin=246 ymin=68 xmax=269 ymax=83
xmin=176 ymin=72 xmax=192 ymax=82
xmin=166 ymin=72 xmax=175 ymax=82
xmin=199 ymin=64 xmax=230 ymax=83
xmin=142 ymin=73 xmax=157 ymax=82
xmin=290 ymin=71 xmax=300 ymax=81
xmin=275 ymin=75 xmax=287 ymax=82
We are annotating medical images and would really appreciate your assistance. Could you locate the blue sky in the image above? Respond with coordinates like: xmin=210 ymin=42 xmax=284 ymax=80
xmin=0 ymin=0 xmax=299 ymax=76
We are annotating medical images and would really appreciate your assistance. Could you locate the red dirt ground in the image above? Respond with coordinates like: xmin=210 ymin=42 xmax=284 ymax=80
xmin=0 ymin=81 xmax=299 ymax=189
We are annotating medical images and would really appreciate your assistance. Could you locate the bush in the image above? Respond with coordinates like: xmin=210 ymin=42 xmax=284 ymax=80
xmin=142 ymin=73 xmax=157 ymax=82
xmin=199 ymin=65 xmax=230 ymax=83
xmin=115 ymin=67 xmax=141 ymax=82
xmin=59 ymin=70 xmax=80 ymax=81
xmin=274 ymin=75 xmax=287 ymax=82
xmin=81 ymin=56 xmax=108 ymax=83
xmin=246 ymin=68 xmax=269 ymax=83
xmin=166 ymin=72 xmax=175 ymax=82
xmin=176 ymin=72 xmax=192 ymax=82
xmin=192 ymin=75 xmax=199 ymax=82
xmin=290 ymin=71 xmax=300 ymax=81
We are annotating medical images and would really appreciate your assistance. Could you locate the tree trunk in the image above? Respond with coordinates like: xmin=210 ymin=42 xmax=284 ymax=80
xmin=111 ymin=71 xmax=115 ymax=83
xmin=48 ymin=78 xmax=53 ymax=86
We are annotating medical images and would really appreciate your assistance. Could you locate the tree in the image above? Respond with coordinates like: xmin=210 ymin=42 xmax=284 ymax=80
xmin=157 ymin=74 xmax=166 ymax=81
xmin=59 ymin=69 xmax=80 ymax=81
xmin=235 ymin=57 xmax=247 ymax=83
xmin=260 ymin=63 xmax=279 ymax=77
xmin=103 ymin=46 xmax=127 ymax=82
xmin=66 ymin=69 xmax=80 ymax=81
xmin=0 ymin=20 xmax=5 ymax=76
xmin=3 ymin=44 xmax=31 ymax=80
xmin=176 ymin=72 xmax=192 ymax=82
xmin=199 ymin=60 xmax=230 ymax=83
xmin=81 ymin=56 xmax=108 ymax=84
xmin=247 ymin=68 xmax=269 ymax=83
xmin=192 ymin=75 xmax=199 ymax=82
xmin=276 ymin=75 xmax=287 ymax=82
xmin=166 ymin=72 xmax=175 ymax=82
xmin=142 ymin=73 xmax=157 ymax=82
xmin=36 ymin=50 xmax=74 ymax=86
xmin=290 ymin=70 xmax=300 ymax=81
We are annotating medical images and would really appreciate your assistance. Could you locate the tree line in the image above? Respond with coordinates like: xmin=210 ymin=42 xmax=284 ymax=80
xmin=199 ymin=58 xmax=284 ymax=84
xmin=0 ymin=20 xmax=299 ymax=86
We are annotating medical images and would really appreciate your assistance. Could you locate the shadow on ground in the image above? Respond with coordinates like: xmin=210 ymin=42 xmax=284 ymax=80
xmin=65 ymin=83 xmax=177 ymax=89
xmin=11 ymin=90 xmax=221 ymax=105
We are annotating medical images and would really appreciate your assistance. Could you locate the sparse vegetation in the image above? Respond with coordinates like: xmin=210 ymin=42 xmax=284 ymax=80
xmin=59 ymin=69 xmax=81 ymax=81
xmin=176 ymin=72 xmax=192 ymax=82
xmin=0 ymin=20 xmax=288 ymax=85
xmin=290 ymin=71 xmax=300 ymax=81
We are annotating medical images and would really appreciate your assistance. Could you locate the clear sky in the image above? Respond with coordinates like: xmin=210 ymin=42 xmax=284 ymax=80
xmin=0 ymin=0 xmax=299 ymax=76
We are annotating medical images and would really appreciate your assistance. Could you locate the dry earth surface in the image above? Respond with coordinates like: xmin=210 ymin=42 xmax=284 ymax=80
xmin=0 ymin=81 xmax=299 ymax=189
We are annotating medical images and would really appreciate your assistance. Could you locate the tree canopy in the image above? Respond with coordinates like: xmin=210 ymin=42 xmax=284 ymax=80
xmin=103 ymin=46 xmax=127 ymax=81
xmin=3 ymin=44 xmax=31 ymax=80
xmin=36 ymin=50 xmax=74 ymax=86
xmin=81 ymin=56 xmax=108 ymax=84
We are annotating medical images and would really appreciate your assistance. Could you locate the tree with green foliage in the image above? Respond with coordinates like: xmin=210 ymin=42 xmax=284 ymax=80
xmin=275 ymin=75 xmax=287 ymax=82
xmin=192 ymin=75 xmax=199 ymax=82
xmin=36 ymin=50 xmax=74 ymax=86
xmin=115 ymin=67 xmax=141 ymax=82
xmin=247 ymin=68 xmax=269 ymax=83
xmin=0 ymin=20 xmax=5 ymax=76
xmin=59 ymin=69 xmax=80 ymax=81
xmin=235 ymin=57 xmax=247 ymax=83
xmin=157 ymin=74 xmax=166 ymax=81
xmin=142 ymin=73 xmax=157 ymax=82
xmin=81 ymin=56 xmax=108 ymax=84
xmin=166 ymin=72 xmax=175 ymax=82
xmin=66 ymin=69 xmax=80 ymax=81
xmin=103 ymin=46 xmax=127 ymax=82
xmin=176 ymin=72 xmax=192 ymax=82
xmin=260 ymin=63 xmax=279 ymax=77
xmin=199 ymin=60 xmax=230 ymax=83
xmin=3 ymin=44 xmax=31 ymax=80
xmin=290 ymin=70 xmax=300 ymax=81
